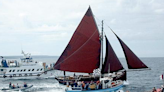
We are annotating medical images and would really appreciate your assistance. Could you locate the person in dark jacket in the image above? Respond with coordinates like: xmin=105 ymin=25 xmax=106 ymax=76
xmin=24 ymin=82 xmax=27 ymax=87
xmin=9 ymin=82 xmax=12 ymax=88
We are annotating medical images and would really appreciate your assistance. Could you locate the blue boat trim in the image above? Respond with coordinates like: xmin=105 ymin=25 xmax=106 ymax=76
xmin=66 ymin=83 xmax=123 ymax=92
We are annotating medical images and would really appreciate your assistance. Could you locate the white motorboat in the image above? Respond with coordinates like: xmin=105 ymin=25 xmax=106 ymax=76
xmin=0 ymin=51 xmax=54 ymax=79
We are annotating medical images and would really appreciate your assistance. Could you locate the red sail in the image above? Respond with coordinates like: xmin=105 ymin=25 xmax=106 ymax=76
xmin=113 ymin=33 xmax=148 ymax=69
xmin=101 ymin=36 xmax=124 ymax=74
xmin=54 ymin=7 xmax=101 ymax=73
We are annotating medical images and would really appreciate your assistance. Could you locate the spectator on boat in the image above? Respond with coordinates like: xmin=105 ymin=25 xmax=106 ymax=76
xmin=12 ymin=84 xmax=15 ymax=89
xmin=74 ymin=81 xmax=78 ymax=87
xmin=77 ymin=81 xmax=82 ymax=87
xmin=17 ymin=83 xmax=19 ymax=88
xmin=84 ymin=82 xmax=89 ymax=90
xmin=161 ymin=85 xmax=164 ymax=92
xmin=24 ymin=82 xmax=27 ymax=87
xmin=156 ymin=88 xmax=162 ymax=92
xmin=90 ymin=80 xmax=94 ymax=85
xmin=66 ymin=81 xmax=69 ymax=87
xmin=152 ymin=87 xmax=157 ymax=92
xmin=99 ymin=83 xmax=102 ymax=89
xmin=82 ymin=81 xmax=85 ymax=89
xmin=96 ymin=80 xmax=100 ymax=89
xmin=70 ymin=81 xmax=74 ymax=87
xmin=73 ymin=73 xmax=76 ymax=78
xmin=9 ymin=82 xmax=12 ymax=88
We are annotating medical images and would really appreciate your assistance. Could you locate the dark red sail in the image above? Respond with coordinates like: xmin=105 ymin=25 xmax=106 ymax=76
xmin=101 ymin=36 xmax=124 ymax=74
xmin=54 ymin=7 xmax=101 ymax=73
xmin=113 ymin=32 xmax=148 ymax=69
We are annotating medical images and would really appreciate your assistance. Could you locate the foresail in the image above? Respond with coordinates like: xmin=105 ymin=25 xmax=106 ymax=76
xmin=101 ymin=36 xmax=124 ymax=74
xmin=113 ymin=32 xmax=148 ymax=69
xmin=54 ymin=7 xmax=101 ymax=73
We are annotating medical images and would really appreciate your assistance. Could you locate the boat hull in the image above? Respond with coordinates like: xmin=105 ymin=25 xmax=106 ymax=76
xmin=1 ymin=85 xmax=33 ymax=91
xmin=0 ymin=71 xmax=54 ymax=80
xmin=66 ymin=84 xmax=123 ymax=92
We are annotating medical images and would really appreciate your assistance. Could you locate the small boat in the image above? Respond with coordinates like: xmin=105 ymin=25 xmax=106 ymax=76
xmin=66 ymin=78 xmax=124 ymax=92
xmin=1 ymin=85 xmax=33 ymax=91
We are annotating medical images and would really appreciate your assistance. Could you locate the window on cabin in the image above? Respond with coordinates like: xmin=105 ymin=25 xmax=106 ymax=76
xmin=40 ymin=68 xmax=43 ymax=71
xmin=13 ymin=70 xmax=15 ymax=72
xmin=30 ymin=73 xmax=32 ymax=76
xmin=9 ymin=70 xmax=12 ymax=72
xmin=37 ymin=69 xmax=39 ymax=71
xmin=28 ymin=69 xmax=30 ymax=71
xmin=17 ymin=70 xmax=19 ymax=72
xmin=24 ymin=69 xmax=26 ymax=71
xmin=32 ymin=69 xmax=34 ymax=71
xmin=21 ymin=70 xmax=23 ymax=72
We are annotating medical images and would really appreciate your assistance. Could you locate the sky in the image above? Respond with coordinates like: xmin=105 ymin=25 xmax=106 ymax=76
xmin=0 ymin=0 xmax=163 ymax=57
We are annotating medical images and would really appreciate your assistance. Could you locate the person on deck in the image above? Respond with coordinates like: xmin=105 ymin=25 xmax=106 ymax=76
xmin=77 ymin=81 xmax=82 ymax=87
xmin=12 ymin=84 xmax=15 ymax=89
xmin=84 ymin=82 xmax=89 ymax=90
xmin=9 ymin=82 xmax=12 ymax=88
xmin=24 ymin=82 xmax=27 ymax=87
xmin=17 ymin=83 xmax=19 ymax=88
xmin=74 ymin=81 xmax=78 ymax=87
xmin=156 ymin=88 xmax=161 ymax=92
xmin=152 ymin=87 xmax=157 ymax=92
xmin=81 ymin=81 xmax=85 ymax=89
xmin=96 ymin=80 xmax=100 ymax=89
xmin=161 ymin=85 xmax=164 ymax=92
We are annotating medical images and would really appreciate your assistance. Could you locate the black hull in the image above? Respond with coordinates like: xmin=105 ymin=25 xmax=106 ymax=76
xmin=113 ymin=71 xmax=127 ymax=81
xmin=55 ymin=71 xmax=126 ymax=86
xmin=55 ymin=76 xmax=99 ymax=85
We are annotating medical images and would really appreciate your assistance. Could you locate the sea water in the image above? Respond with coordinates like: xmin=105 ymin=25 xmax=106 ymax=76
xmin=0 ymin=56 xmax=164 ymax=92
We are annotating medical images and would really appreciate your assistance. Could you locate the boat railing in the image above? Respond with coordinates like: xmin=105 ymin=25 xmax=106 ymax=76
xmin=0 ymin=65 xmax=20 ymax=68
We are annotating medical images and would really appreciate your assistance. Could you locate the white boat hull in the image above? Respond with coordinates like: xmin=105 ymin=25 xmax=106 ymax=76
xmin=0 ymin=71 xmax=54 ymax=80
xmin=1 ymin=85 xmax=33 ymax=91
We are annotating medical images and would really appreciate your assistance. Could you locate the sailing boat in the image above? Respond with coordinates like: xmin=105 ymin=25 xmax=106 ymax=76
xmin=54 ymin=6 xmax=149 ymax=91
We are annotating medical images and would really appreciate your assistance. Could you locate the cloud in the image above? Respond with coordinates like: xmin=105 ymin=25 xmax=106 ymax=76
xmin=0 ymin=0 xmax=163 ymax=57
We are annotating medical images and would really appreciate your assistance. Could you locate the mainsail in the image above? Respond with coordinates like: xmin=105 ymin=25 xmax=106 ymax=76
xmin=113 ymin=32 xmax=148 ymax=69
xmin=54 ymin=7 xmax=101 ymax=73
xmin=101 ymin=36 xmax=124 ymax=74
